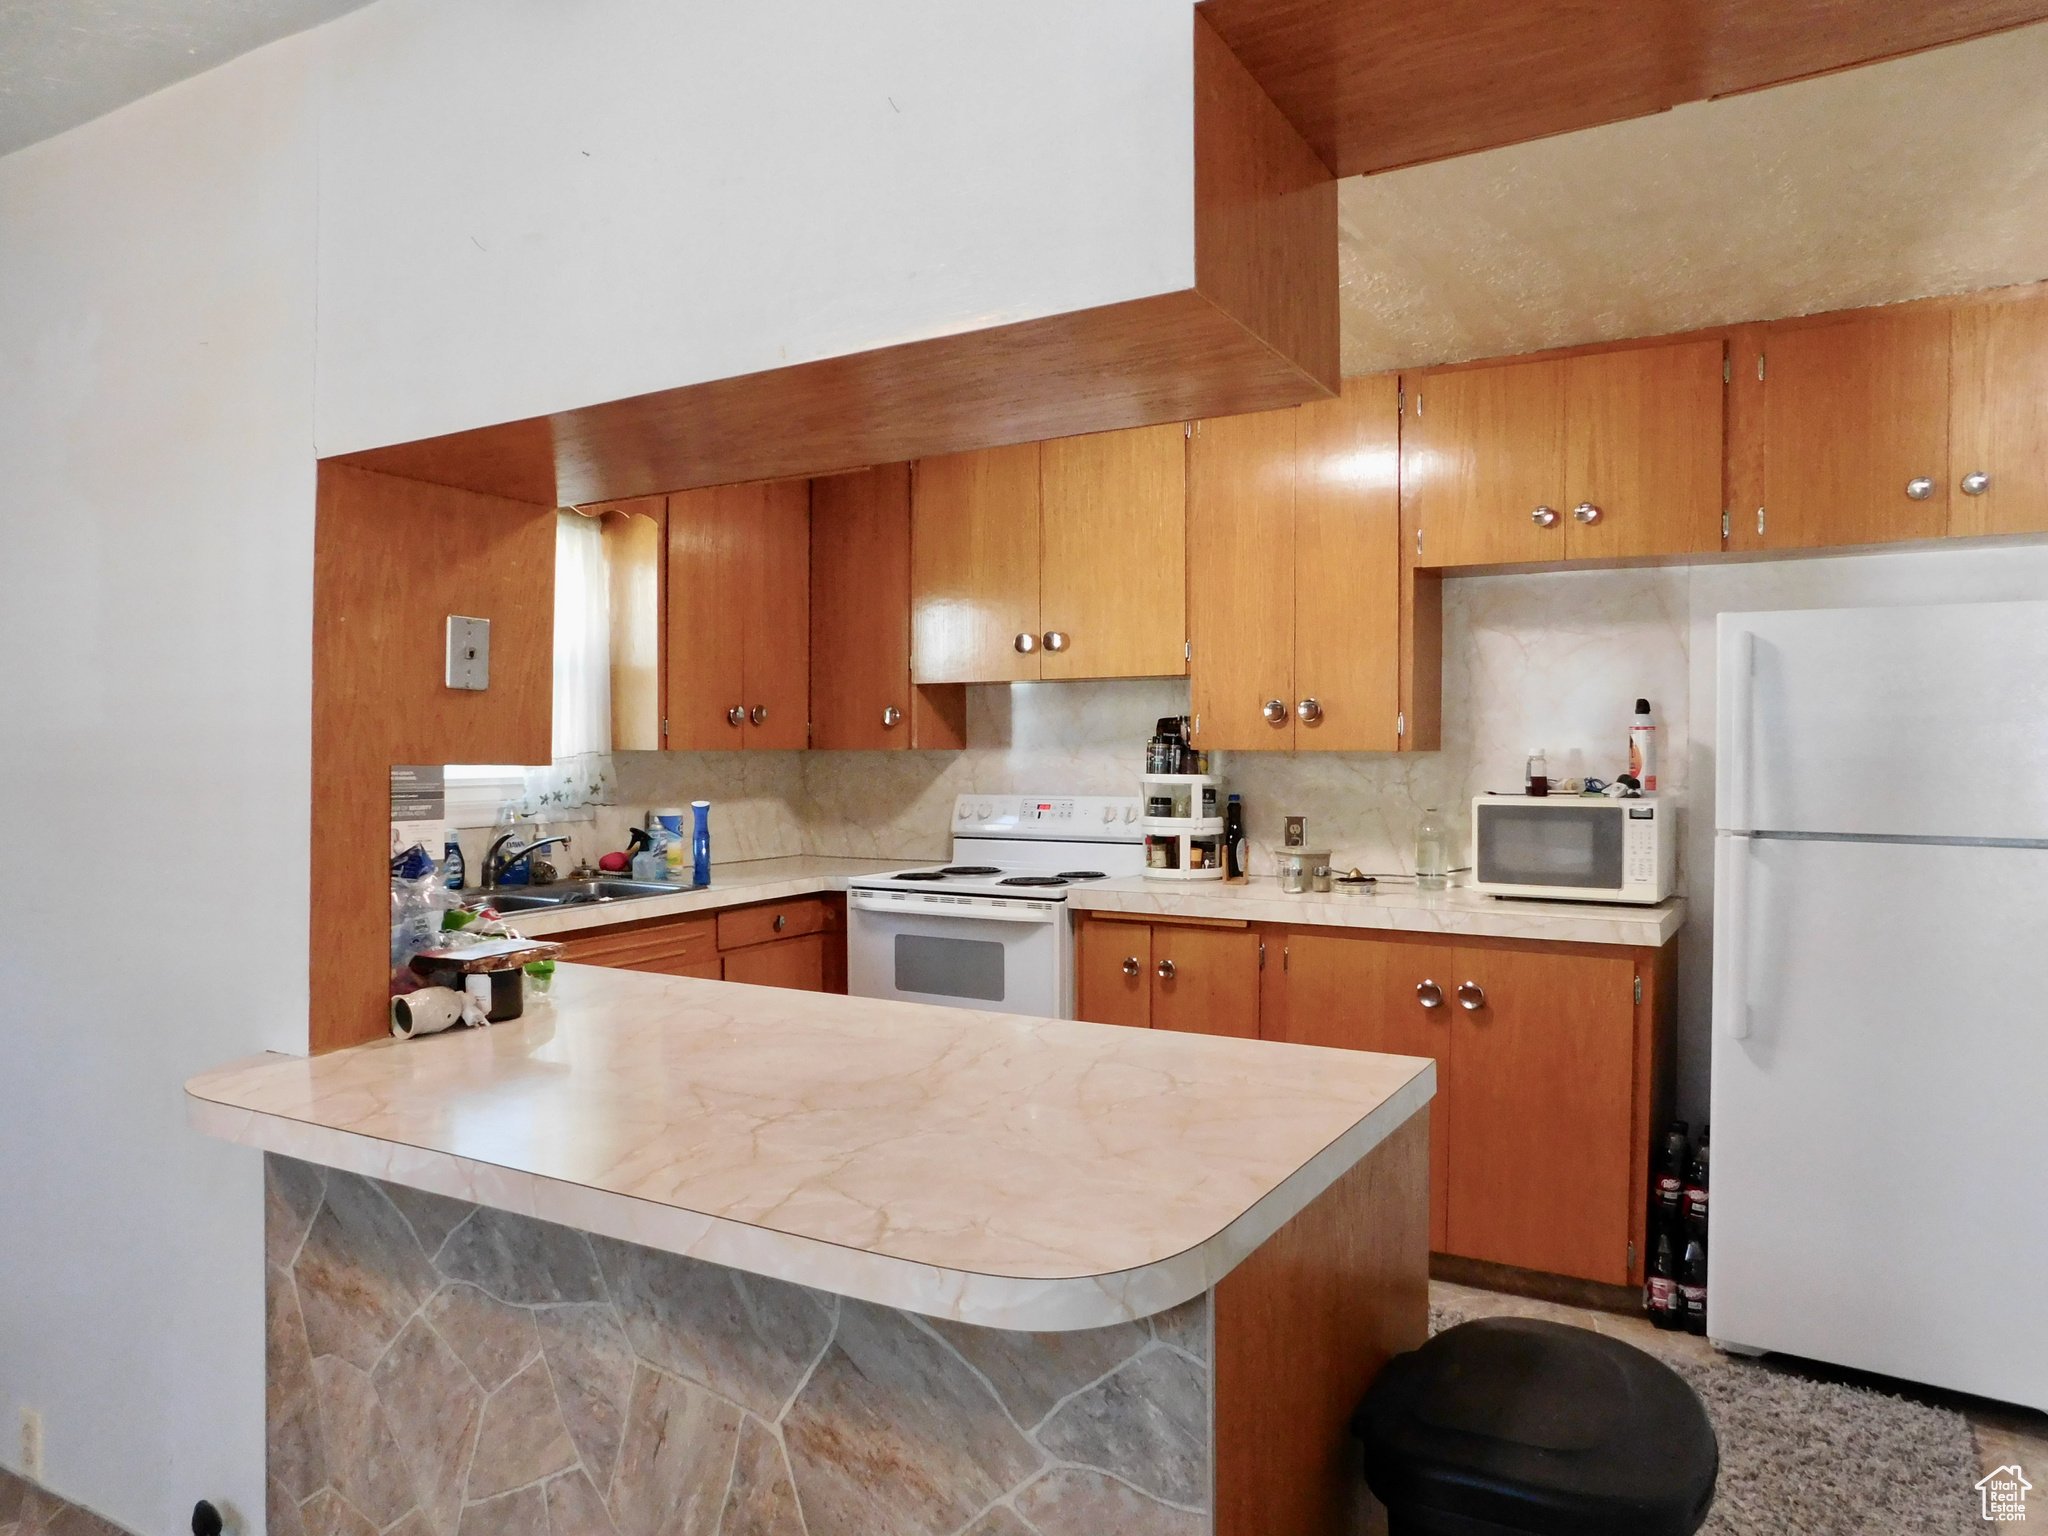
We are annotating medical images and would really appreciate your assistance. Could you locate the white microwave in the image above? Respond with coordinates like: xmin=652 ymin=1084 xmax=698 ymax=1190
xmin=1468 ymin=795 xmax=1675 ymax=904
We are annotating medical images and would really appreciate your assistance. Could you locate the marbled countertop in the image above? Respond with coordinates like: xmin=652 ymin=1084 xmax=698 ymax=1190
xmin=502 ymin=856 xmax=907 ymax=937
xmin=187 ymin=964 xmax=1431 ymax=1330
xmin=1069 ymin=876 xmax=1684 ymax=947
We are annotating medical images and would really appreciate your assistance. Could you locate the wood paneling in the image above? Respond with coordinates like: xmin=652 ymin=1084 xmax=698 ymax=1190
xmin=1039 ymin=424 xmax=1188 ymax=681
xmin=599 ymin=499 xmax=665 ymax=750
xmin=1198 ymin=0 xmax=2048 ymax=178
xmin=722 ymin=933 xmax=826 ymax=992
xmin=910 ymin=444 xmax=1042 ymax=684
xmin=811 ymin=465 xmax=967 ymax=750
xmin=310 ymin=464 xmax=555 ymax=1054
xmin=1280 ymin=930 xmax=1454 ymax=1251
xmin=1188 ymin=409 xmax=1296 ymax=750
xmin=1295 ymin=375 xmax=1401 ymax=750
xmin=666 ymin=485 xmax=748 ymax=749
xmin=1950 ymin=290 xmax=2048 ymax=537
xmin=1564 ymin=340 xmax=1726 ymax=560
xmin=1151 ymin=925 xmax=1261 ymax=1038
xmin=741 ymin=478 xmax=811 ymax=749
xmin=1445 ymin=946 xmax=1637 ymax=1285
xmin=556 ymin=914 xmax=718 ymax=975
xmin=1762 ymin=307 xmax=1951 ymax=548
xmin=1076 ymin=918 xmax=1151 ymax=1029
xmin=716 ymin=897 xmax=827 ymax=952
xmin=1405 ymin=359 xmax=1567 ymax=568
xmin=1213 ymin=1112 xmax=1429 ymax=1536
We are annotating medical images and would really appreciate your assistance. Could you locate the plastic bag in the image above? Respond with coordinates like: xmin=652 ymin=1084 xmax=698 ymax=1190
xmin=390 ymin=844 xmax=461 ymax=975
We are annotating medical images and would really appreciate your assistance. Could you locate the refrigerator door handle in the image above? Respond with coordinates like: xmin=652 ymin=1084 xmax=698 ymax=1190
xmin=1722 ymin=628 xmax=1755 ymax=832
xmin=1715 ymin=834 xmax=1753 ymax=1040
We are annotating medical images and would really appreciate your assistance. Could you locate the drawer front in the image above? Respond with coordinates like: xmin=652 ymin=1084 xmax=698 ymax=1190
xmin=722 ymin=932 xmax=826 ymax=992
xmin=558 ymin=915 xmax=717 ymax=972
xmin=718 ymin=898 xmax=826 ymax=951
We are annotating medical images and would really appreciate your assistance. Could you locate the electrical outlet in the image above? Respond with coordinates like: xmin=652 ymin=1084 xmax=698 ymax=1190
xmin=20 ymin=1406 xmax=43 ymax=1480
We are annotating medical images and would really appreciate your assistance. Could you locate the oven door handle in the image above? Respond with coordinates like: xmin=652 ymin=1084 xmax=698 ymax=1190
xmin=848 ymin=891 xmax=1060 ymax=923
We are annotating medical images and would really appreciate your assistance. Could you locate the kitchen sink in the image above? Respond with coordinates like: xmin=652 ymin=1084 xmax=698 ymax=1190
xmin=465 ymin=878 xmax=684 ymax=912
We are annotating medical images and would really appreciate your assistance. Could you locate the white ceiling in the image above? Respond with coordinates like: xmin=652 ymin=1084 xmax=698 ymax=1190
xmin=0 ymin=0 xmax=376 ymax=158
xmin=1338 ymin=21 xmax=2048 ymax=375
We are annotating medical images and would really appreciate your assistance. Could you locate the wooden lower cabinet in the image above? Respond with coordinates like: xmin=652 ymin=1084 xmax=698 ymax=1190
xmin=554 ymin=895 xmax=845 ymax=995
xmin=1075 ymin=917 xmax=1261 ymax=1037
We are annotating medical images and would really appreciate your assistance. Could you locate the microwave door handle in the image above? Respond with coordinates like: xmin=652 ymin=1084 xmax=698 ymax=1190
xmin=1714 ymin=835 xmax=1753 ymax=1040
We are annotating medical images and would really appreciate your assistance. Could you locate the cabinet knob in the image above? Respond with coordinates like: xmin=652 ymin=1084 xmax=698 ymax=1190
xmin=773 ymin=913 xmax=786 ymax=932
xmin=1416 ymin=979 xmax=1444 ymax=1009
xmin=1296 ymin=697 xmax=1322 ymax=725
xmin=749 ymin=704 xmax=769 ymax=726
xmin=1123 ymin=957 xmax=1142 ymax=977
xmin=881 ymin=706 xmax=902 ymax=728
xmin=1456 ymin=980 xmax=1487 ymax=1011
xmin=1532 ymin=505 xmax=1560 ymax=528
xmin=1905 ymin=477 xmax=1935 ymax=501
xmin=1961 ymin=471 xmax=1991 ymax=496
xmin=1043 ymin=631 xmax=1069 ymax=653
xmin=1156 ymin=959 xmax=1176 ymax=981
xmin=1573 ymin=502 xmax=1603 ymax=525
xmin=726 ymin=706 xmax=745 ymax=728
xmin=1014 ymin=632 xmax=1038 ymax=654
xmin=1262 ymin=698 xmax=1288 ymax=724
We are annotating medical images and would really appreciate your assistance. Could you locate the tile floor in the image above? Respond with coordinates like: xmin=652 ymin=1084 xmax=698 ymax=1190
xmin=1434 ymin=1279 xmax=2048 ymax=1535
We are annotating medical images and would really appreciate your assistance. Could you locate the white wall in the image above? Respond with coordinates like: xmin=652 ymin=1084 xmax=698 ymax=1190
xmin=0 ymin=39 xmax=320 ymax=1536
xmin=0 ymin=4 xmax=1200 ymax=1531
xmin=313 ymin=0 xmax=1196 ymax=455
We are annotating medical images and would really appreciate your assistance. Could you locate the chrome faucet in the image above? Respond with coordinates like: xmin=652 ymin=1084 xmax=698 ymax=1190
xmin=483 ymin=833 xmax=572 ymax=889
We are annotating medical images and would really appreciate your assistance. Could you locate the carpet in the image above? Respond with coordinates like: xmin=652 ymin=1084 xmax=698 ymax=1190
xmin=1427 ymin=1305 xmax=1982 ymax=1535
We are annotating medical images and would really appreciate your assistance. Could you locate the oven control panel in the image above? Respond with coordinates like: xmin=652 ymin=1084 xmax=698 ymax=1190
xmin=950 ymin=795 xmax=1145 ymax=837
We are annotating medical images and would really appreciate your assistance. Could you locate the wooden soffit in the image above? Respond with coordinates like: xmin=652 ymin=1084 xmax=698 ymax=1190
xmin=329 ymin=15 xmax=1336 ymax=508
xmin=1196 ymin=0 xmax=2048 ymax=177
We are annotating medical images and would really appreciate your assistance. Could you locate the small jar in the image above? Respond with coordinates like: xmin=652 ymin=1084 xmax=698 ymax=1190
xmin=1312 ymin=860 xmax=1333 ymax=894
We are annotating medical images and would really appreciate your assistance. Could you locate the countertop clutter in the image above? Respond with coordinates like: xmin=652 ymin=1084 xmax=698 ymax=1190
xmin=186 ymin=962 xmax=1432 ymax=1330
xmin=500 ymin=855 xmax=904 ymax=937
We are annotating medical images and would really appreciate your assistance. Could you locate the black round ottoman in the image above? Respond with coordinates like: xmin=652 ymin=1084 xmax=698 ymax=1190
xmin=1353 ymin=1317 xmax=1718 ymax=1536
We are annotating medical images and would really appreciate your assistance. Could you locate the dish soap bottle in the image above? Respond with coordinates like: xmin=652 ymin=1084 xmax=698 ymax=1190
xmin=1415 ymin=809 xmax=1450 ymax=891
xmin=441 ymin=832 xmax=466 ymax=892
xmin=691 ymin=800 xmax=712 ymax=887
xmin=1629 ymin=698 xmax=1658 ymax=792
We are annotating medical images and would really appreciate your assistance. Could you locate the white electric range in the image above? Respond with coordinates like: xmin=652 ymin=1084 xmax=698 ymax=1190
xmin=846 ymin=794 xmax=1147 ymax=1019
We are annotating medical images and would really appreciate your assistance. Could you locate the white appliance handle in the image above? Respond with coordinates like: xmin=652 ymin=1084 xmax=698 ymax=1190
xmin=1722 ymin=628 xmax=1755 ymax=832
xmin=1714 ymin=835 xmax=1752 ymax=1041
xmin=849 ymin=891 xmax=1058 ymax=924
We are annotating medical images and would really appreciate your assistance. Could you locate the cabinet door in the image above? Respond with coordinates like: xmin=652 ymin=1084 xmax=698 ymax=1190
xmin=722 ymin=933 xmax=826 ymax=992
xmin=739 ymin=478 xmax=811 ymax=749
xmin=1762 ymin=308 xmax=1950 ymax=549
xmin=1563 ymin=340 xmax=1724 ymax=560
xmin=1295 ymin=375 xmax=1401 ymax=751
xmin=666 ymin=486 xmax=749 ymax=750
xmin=1040 ymin=423 xmax=1188 ymax=680
xmin=1950 ymin=291 xmax=2048 ymax=538
xmin=1151 ymin=924 xmax=1260 ymax=1038
xmin=1444 ymin=946 xmax=1636 ymax=1284
xmin=1188 ymin=409 xmax=1296 ymax=751
xmin=1076 ymin=918 xmax=1151 ymax=1028
xmin=812 ymin=466 xmax=913 ymax=749
xmin=598 ymin=498 xmax=666 ymax=750
xmin=910 ymin=444 xmax=1041 ymax=683
xmin=1280 ymin=931 xmax=1454 ymax=1252
xmin=1405 ymin=359 xmax=1567 ymax=568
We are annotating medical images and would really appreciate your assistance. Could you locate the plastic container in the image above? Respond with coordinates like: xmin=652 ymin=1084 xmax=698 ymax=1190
xmin=1141 ymin=773 xmax=1226 ymax=881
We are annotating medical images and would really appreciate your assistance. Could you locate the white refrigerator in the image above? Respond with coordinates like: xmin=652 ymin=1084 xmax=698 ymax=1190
xmin=1712 ymin=600 xmax=2048 ymax=1411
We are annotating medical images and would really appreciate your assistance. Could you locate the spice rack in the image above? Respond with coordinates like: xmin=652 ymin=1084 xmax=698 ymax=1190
xmin=1141 ymin=773 xmax=1225 ymax=881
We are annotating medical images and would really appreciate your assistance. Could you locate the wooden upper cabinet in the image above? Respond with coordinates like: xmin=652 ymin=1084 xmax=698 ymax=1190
xmin=1406 ymin=359 xmax=1568 ymax=568
xmin=1949 ymin=289 xmax=2048 ymax=538
xmin=1150 ymin=924 xmax=1261 ymax=1039
xmin=1563 ymin=340 xmax=1724 ymax=560
xmin=1761 ymin=307 xmax=1951 ymax=549
xmin=811 ymin=465 xmax=965 ymax=750
xmin=1295 ymin=376 xmax=1401 ymax=752
xmin=596 ymin=497 xmax=666 ymax=751
xmin=910 ymin=444 xmax=1042 ymax=684
xmin=1189 ymin=408 xmax=1297 ymax=750
xmin=667 ymin=479 xmax=808 ymax=750
xmin=1039 ymin=424 xmax=1188 ymax=680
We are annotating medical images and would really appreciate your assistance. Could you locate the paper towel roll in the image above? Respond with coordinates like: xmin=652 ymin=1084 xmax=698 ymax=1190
xmin=391 ymin=987 xmax=465 ymax=1039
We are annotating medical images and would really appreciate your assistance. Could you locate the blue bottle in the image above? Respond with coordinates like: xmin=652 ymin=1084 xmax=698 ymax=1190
xmin=691 ymin=800 xmax=712 ymax=887
xmin=442 ymin=833 xmax=466 ymax=891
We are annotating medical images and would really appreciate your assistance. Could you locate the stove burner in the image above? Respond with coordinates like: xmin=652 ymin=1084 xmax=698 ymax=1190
xmin=892 ymin=871 xmax=948 ymax=881
xmin=939 ymin=865 xmax=1002 ymax=876
xmin=999 ymin=875 xmax=1069 ymax=887
xmin=1056 ymin=871 xmax=1108 ymax=881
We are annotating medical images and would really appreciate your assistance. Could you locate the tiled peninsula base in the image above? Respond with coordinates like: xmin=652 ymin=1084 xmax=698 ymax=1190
xmin=265 ymin=1118 xmax=1426 ymax=1536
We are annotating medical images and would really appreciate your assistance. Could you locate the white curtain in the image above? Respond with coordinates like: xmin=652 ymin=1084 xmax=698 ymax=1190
xmin=515 ymin=511 xmax=616 ymax=818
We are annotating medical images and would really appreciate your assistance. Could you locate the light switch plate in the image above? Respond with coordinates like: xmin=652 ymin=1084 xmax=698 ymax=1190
xmin=445 ymin=616 xmax=489 ymax=690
